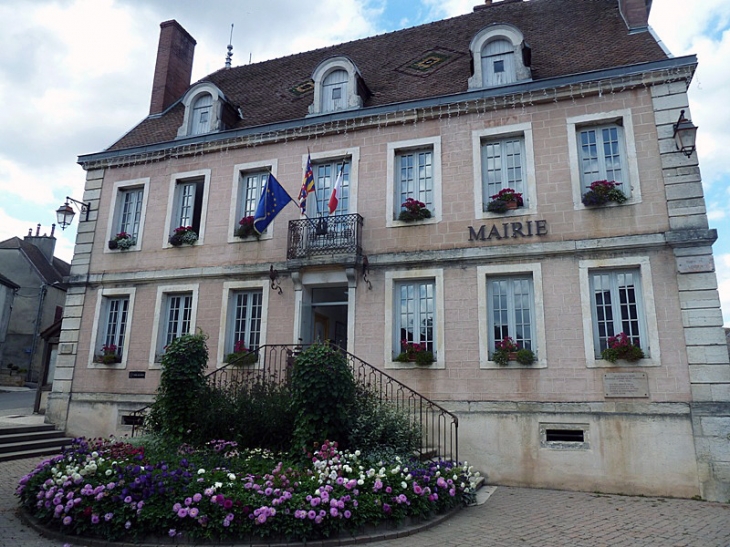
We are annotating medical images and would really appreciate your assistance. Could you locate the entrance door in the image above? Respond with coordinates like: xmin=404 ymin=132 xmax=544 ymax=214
xmin=301 ymin=285 xmax=348 ymax=350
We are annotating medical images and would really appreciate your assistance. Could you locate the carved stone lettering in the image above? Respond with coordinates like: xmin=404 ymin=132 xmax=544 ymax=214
xmin=467 ymin=220 xmax=549 ymax=243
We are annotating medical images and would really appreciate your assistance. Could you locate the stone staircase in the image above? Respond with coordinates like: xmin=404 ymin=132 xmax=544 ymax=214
xmin=0 ymin=424 xmax=73 ymax=462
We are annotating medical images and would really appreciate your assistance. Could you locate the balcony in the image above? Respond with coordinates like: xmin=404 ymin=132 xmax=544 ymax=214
xmin=287 ymin=213 xmax=363 ymax=265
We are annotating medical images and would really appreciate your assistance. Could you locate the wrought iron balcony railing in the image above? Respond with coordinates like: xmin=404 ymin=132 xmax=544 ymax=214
xmin=287 ymin=213 xmax=363 ymax=260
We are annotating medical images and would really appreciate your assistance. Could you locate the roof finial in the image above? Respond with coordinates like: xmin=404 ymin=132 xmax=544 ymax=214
xmin=225 ymin=24 xmax=234 ymax=69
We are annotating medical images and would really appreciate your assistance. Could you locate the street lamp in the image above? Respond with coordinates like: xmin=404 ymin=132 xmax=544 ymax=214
xmin=55 ymin=196 xmax=90 ymax=230
xmin=672 ymin=109 xmax=698 ymax=158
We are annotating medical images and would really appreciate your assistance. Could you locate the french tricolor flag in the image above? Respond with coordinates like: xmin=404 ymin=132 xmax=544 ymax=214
xmin=328 ymin=163 xmax=345 ymax=214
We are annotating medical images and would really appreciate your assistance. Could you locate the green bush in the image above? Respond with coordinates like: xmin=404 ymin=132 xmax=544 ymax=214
xmin=290 ymin=343 xmax=356 ymax=453
xmin=348 ymin=386 xmax=421 ymax=455
xmin=146 ymin=332 xmax=209 ymax=439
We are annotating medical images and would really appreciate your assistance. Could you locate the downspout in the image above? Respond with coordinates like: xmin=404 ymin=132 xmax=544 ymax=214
xmin=28 ymin=283 xmax=47 ymax=383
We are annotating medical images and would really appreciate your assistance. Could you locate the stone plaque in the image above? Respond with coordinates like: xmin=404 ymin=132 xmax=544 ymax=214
xmin=128 ymin=371 xmax=146 ymax=379
xmin=677 ymin=255 xmax=714 ymax=274
xmin=604 ymin=372 xmax=649 ymax=398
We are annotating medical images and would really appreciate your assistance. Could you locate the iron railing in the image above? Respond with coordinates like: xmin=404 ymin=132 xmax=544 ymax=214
xmin=131 ymin=344 xmax=458 ymax=462
xmin=287 ymin=213 xmax=363 ymax=260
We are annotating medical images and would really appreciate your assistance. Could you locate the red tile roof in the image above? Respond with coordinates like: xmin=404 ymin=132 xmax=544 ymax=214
xmin=108 ymin=0 xmax=666 ymax=152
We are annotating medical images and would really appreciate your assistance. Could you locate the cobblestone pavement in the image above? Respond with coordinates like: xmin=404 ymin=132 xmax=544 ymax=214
xmin=3 ymin=456 xmax=729 ymax=547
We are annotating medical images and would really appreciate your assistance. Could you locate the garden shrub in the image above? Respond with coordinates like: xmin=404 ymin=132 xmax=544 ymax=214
xmin=348 ymin=386 xmax=422 ymax=456
xmin=146 ymin=332 xmax=209 ymax=438
xmin=290 ymin=343 xmax=356 ymax=453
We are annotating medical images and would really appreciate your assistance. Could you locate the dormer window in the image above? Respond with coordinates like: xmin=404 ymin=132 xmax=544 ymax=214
xmin=308 ymin=56 xmax=368 ymax=116
xmin=177 ymin=82 xmax=236 ymax=138
xmin=468 ymin=24 xmax=531 ymax=90
xmin=191 ymin=94 xmax=213 ymax=135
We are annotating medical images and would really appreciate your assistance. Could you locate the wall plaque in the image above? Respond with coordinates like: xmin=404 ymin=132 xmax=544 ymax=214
xmin=676 ymin=255 xmax=714 ymax=274
xmin=604 ymin=372 xmax=649 ymax=398
xmin=128 ymin=371 xmax=146 ymax=379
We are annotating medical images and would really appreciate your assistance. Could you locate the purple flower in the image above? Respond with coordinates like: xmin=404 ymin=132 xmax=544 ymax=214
xmin=91 ymin=514 xmax=99 ymax=524
xmin=125 ymin=520 xmax=131 ymax=529
xmin=344 ymin=509 xmax=352 ymax=518
xmin=308 ymin=510 xmax=316 ymax=519
xmin=192 ymin=493 xmax=202 ymax=502
xmin=177 ymin=507 xmax=188 ymax=518
xmin=124 ymin=496 xmax=132 ymax=504
xmin=63 ymin=516 xmax=72 ymax=525
xmin=104 ymin=512 xmax=113 ymax=521
xmin=330 ymin=507 xmax=339 ymax=517
xmin=189 ymin=507 xmax=199 ymax=518
xmin=383 ymin=503 xmax=391 ymax=513
xmin=168 ymin=528 xmax=177 ymax=537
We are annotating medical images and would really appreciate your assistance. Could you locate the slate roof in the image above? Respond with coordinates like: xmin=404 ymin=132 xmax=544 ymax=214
xmin=0 ymin=237 xmax=70 ymax=288
xmin=108 ymin=0 xmax=667 ymax=152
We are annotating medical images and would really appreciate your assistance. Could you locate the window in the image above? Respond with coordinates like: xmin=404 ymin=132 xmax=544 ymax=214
xmin=106 ymin=179 xmax=149 ymax=252
xmin=226 ymin=290 xmax=263 ymax=352
xmin=468 ymin=24 xmax=531 ymax=90
xmin=229 ymin=160 xmax=277 ymax=242
xmin=312 ymin=159 xmax=350 ymax=215
xmin=482 ymin=39 xmax=515 ymax=86
xmin=567 ymin=110 xmax=641 ymax=208
xmin=191 ymin=94 xmax=213 ymax=135
xmin=477 ymin=263 xmax=546 ymax=368
xmin=149 ymin=284 xmax=198 ymax=366
xmin=481 ymin=136 xmax=525 ymax=206
xmin=88 ymin=288 xmax=136 ymax=369
xmin=385 ymin=268 xmax=444 ymax=369
xmin=387 ymin=137 xmax=441 ymax=226
xmin=473 ymin=123 xmax=535 ymax=218
xmin=322 ymin=70 xmax=348 ymax=112
xmin=101 ymin=297 xmax=129 ymax=357
xmin=578 ymin=257 xmax=659 ymax=367
xmin=308 ymin=57 xmax=364 ymax=116
xmin=589 ymin=269 xmax=645 ymax=356
xmin=577 ymin=124 xmax=626 ymax=191
xmin=395 ymin=280 xmax=435 ymax=356
xmin=164 ymin=169 xmax=210 ymax=246
xmin=487 ymin=277 xmax=534 ymax=353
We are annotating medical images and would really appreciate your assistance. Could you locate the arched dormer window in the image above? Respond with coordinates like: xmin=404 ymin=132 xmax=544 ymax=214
xmin=468 ymin=24 xmax=531 ymax=90
xmin=308 ymin=56 xmax=367 ymax=116
xmin=177 ymin=82 xmax=232 ymax=138
xmin=191 ymin=94 xmax=213 ymax=135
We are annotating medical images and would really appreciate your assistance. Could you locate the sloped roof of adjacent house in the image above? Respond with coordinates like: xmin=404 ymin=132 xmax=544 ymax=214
xmin=0 ymin=237 xmax=70 ymax=288
xmin=107 ymin=0 xmax=668 ymax=152
xmin=0 ymin=272 xmax=20 ymax=290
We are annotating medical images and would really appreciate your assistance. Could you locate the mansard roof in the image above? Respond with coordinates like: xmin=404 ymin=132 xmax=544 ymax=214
xmin=107 ymin=0 xmax=667 ymax=152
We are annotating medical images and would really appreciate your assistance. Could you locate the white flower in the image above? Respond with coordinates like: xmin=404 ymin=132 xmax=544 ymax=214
xmin=228 ymin=473 xmax=236 ymax=481
xmin=406 ymin=474 xmax=412 ymax=481
xmin=214 ymin=482 xmax=222 ymax=489
xmin=354 ymin=450 xmax=361 ymax=456
xmin=401 ymin=481 xmax=407 ymax=489
xmin=105 ymin=470 xmax=112 ymax=476
xmin=198 ymin=469 xmax=206 ymax=475
xmin=357 ymin=479 xmax=364 ymax=485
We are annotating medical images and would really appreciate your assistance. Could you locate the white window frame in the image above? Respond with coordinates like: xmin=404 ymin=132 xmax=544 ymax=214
xmin=473 ymin=122 xmax=537 ymax=219
xmin=148 ymin=284 xmax=199 ymax=368
xmin=88 ymin=287 xmax=136 ymax=369
xmin=104 ymin=178 xmax=149 ymax=253
xmin=567 ymin=109 xmax=641 ymax=209
xmin=578 ymin=257 xmax=660 ymax=367
xmin=477 ymin=263 xmax=546 ymax=368
xmin=217 ymin=280 xmax=270 ymax=367
xmin=177 ymin=82 xmax=226 ymax=138
xmin=468 ymin=24 xmax=531 ymax=90
xmin=228 ymin=160 xmax=277 ymax=243
xmin=163 ymin=169 xmax=211 ymax=247
xmin=384 ymin=268 xmax=445 ymax=369
xmin=306 ymin=147 xmax=360 ymax=216
xmin=308 ymin=56 xmax=363 ymax=116
xmin=386 ymin=137 xmax=442 ymax=227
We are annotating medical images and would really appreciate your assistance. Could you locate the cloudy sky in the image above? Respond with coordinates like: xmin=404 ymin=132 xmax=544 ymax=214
xmin=1 ymin=0 xmax=729 ymax=324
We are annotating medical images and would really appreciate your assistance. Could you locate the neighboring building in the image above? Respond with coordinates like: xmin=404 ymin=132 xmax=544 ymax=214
xmin=0 ymin=273 xmax=20 ymax=368
xmin=49 ymin=0 xmax=730 ymax=501
xmin=0 ymin=226 xmax=69 ymax=386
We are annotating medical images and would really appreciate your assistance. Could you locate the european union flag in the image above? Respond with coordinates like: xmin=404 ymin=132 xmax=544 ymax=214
xmin=253 ymin=173 xmax=295 ymax=234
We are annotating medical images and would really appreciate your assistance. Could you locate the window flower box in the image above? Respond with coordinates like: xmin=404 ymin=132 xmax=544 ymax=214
xmin=394 ymin=339 xmax=434 ymax=365
xmin=581 ymin=180 xmax=628 ymax=207
xmin=169 ymin=226 xmax=198 ymax=246
xmin=108 ymin=231 xmax=136 ymax=250
xmin=235 ymin=216 xmax=259 ymax=239
xmin=491 ymin=336 xmax=535 ymax=366
xmin=398 ymin=198 xmax=432 ymax=222
xmin=94 ymin=344 xmax=121 ymax=364
xmin=224 ymin=341 xmax=258 ymax=366
xmin=601 ymin=332 xmax=644 ymax=363
xmin=486 ymin=188 xmax=524 ymax=213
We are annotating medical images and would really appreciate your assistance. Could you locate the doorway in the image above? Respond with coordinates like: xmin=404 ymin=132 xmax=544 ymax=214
xmin=301 ymin=285 xmax=349 ymax=349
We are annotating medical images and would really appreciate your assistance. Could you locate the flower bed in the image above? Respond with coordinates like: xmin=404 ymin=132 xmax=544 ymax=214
xmin=17 ymin=438 xmax=478 ymax=543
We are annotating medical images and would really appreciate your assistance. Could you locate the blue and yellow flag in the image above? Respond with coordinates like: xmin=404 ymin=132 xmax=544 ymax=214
xmin=253 ymin=173 xmax=296 ymax=234
xmin=298 ymin=153 xmax=315 ymax=214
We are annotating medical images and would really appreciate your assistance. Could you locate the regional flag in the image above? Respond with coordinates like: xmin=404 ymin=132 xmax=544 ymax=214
xmin=253 ymin=173 xmax=296 ymax=234
xmin=298 ymin=153 xmax=315 ymax=214
xmin=328 ymin=163 xmax=345 ymax=215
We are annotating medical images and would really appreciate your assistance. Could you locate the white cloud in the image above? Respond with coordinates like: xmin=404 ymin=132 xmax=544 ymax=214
xmin=716 ymin=253 xmax=730 ymax=327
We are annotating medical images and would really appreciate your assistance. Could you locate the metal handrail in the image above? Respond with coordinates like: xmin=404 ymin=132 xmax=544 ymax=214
xmin=287 ymin=213 xmax=363 ymax=259
xmin=130 ymin=344 xmax=458 ymax=462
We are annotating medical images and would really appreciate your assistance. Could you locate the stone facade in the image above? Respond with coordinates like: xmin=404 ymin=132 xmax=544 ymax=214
xmin=48 ymin=1 xmax=730 ymax=501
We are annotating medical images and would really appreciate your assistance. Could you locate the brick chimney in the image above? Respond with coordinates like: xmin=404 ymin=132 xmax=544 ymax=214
xmin=618 ymin=0 xmax=652 ymax=32
xmin=149 ymin=20 xmax=196 ymax=116
xmin=24 ymin=224 xmax=56 ymax=263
